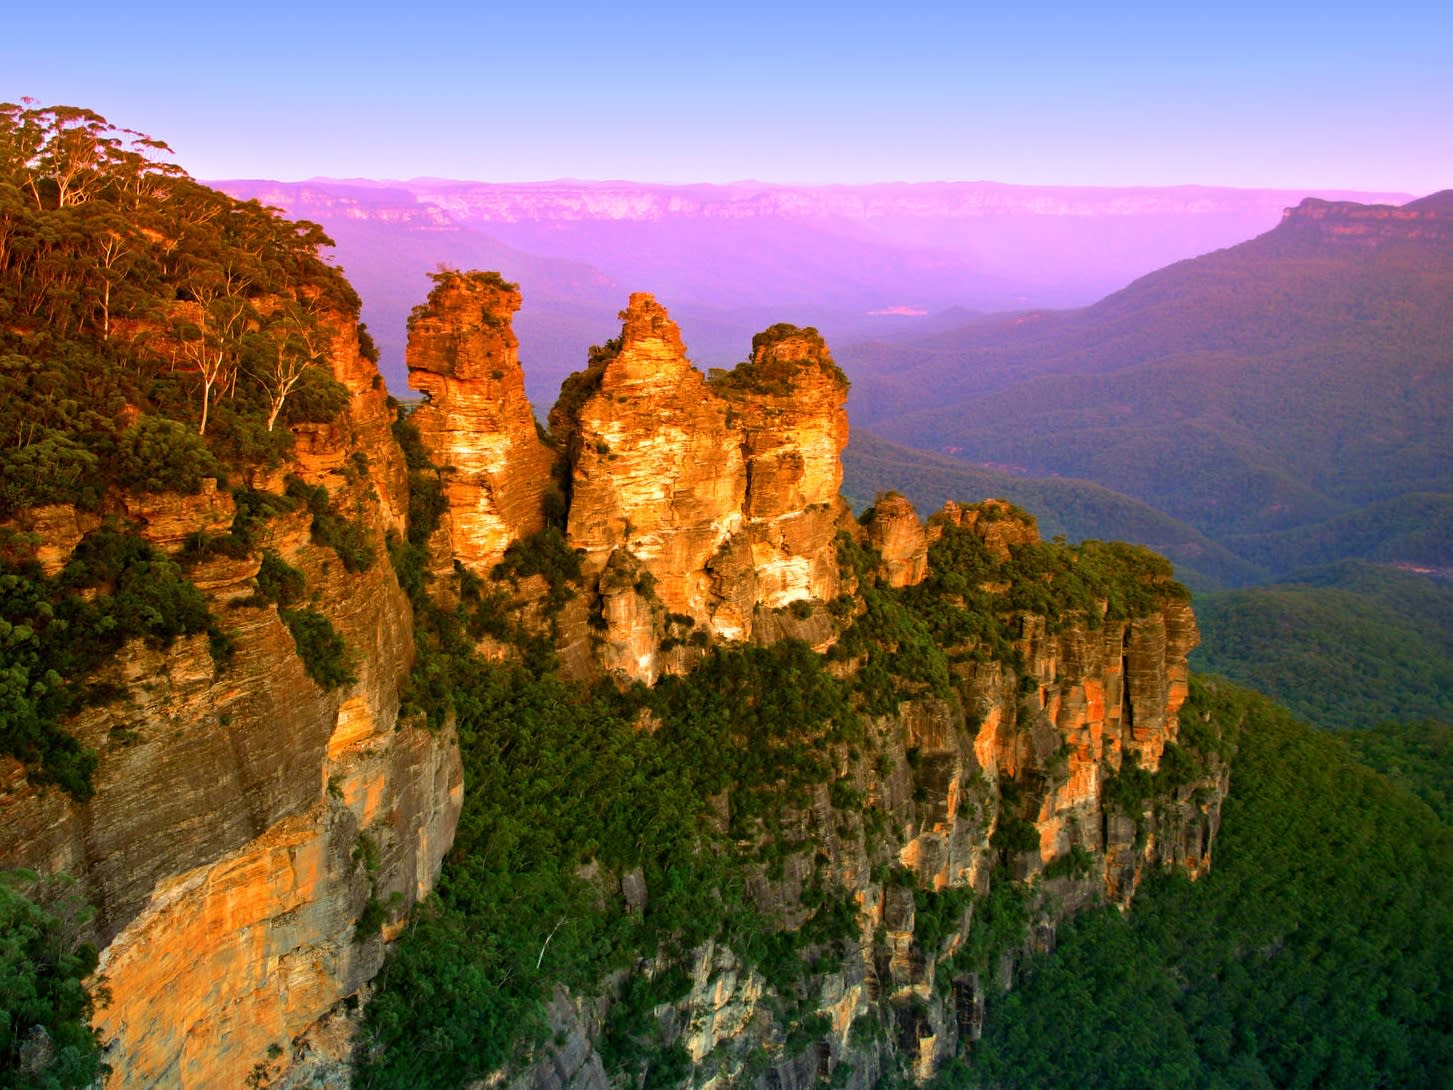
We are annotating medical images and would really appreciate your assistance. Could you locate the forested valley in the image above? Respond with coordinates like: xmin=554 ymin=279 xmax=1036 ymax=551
xmin=1 ymin=103 xmax=1450 ymax=1090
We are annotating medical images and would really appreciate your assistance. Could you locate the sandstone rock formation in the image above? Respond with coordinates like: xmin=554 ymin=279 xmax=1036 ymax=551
xmin=927 ymin=498 xmax=1040 ymax=562
xmin=499 ymin=503 xmax=1216 ymax=1090
xmin=548 ymin=295 xmax=851 ymax=681
xmin=558 ymin=293 xmax=747 ymax=668
xmin=406 ymin=270 xmax=554 ymax=575
xmin=0 ymin=318 xmax=460 ymax=1090
xmin=716 ymin=323 xmax=850 ymax=612
xmin=864 ymin=492 xmax=929 ymax=588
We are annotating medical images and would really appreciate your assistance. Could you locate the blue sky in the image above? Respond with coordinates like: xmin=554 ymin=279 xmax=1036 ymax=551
xmin=7 ymin=1 xmax=1450 ymax=192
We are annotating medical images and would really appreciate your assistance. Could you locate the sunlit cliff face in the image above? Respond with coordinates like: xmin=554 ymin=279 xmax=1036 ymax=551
xmin=405 ymin=272 xmax=555 ymax=576
xmin=408 ymin=284 xmax=851 ymax=683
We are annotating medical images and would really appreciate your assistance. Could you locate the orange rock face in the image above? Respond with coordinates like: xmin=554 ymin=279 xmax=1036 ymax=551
xmin=1281 ymin=194 xmax=1453 ymax=246
xmin=717 ymin=323 xmax=851 ymax=612
xmin=399 ymin=282 xmax=853 ymax=681
xmin=406 ymin=271 xmax=554 ymax=574
xmin=864 ymin=492 xmax=928 ymax=588
xmin=549 ymin=295 xmax=851 ymax=680
xmin=838 ymin=499 xmax=1214 ymax=911
xmin=0 ymin=316 xmax=460 ymax=1090
xmin=563 ymin=294 xmax=746 ymax=650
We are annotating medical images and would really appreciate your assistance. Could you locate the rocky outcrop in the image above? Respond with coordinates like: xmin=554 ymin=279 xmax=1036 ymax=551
xmin=1280 ymin=193 xmax=1453 ymax=246
xmin=864 ymin=492 xmax=928 ymax=588
xmin=547 ymin=295 xmax=850 ymax=681
xmin=559 ymin=294 xmax=747 ymax=670
xmin=400 ymin=287 xmax=851 ymax=682
xmin=406 ymin=271 xmax=554 ymax=575
xmin=927 ymin=499 xmax=1040 ymax=562
xmin=502 ymin=500 xmax=1219 ymax=1088
xmin=716 ymin=323 xmax=850 ymax=613
xmin=0 ymin=319 xmax=460 ymax=1089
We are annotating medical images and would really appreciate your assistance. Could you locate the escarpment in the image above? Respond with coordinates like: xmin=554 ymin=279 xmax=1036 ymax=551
xmin=0 ymin=100 xmax=1231 ymax=1090
xmin=412 ymin=290 xmax=851 ymax=682
xmin=486 ymin=501 xmax=1218 ymax=1090
xmin=1280 ymin=191 xmax=1453 ymax=246
xmin=374 ymin=277 xmax=1223 ymax=1090
xmin=0 ymin=314 xmax=461 ymax=1089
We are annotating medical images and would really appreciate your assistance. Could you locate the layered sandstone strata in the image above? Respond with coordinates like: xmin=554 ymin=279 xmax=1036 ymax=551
xmin=406 ymin=271 xmax=554 ymax=575
xmin=549 ymin=295 xmax=850 ymax=680
xmin=1281 ymin=193 xmax=1453 ymax=246
xmin=715 ymin=323 xmax=851 ymax=614
xmin=560 ymin=293 xmax=747 ymax=648
xmin=0 ymin=318 xmax=461 ymax=1090
xmin=864 ymin=491 xmax=929 ymax=588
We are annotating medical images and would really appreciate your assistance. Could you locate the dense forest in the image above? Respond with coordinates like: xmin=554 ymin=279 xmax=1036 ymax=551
xmin=1193 ymin=561 xmax=1453 ymax=730
xmin=3 ymin=103 xmax=1451 ymax=1090
xmin=0 ymin=101 xmax=371 ymax=795
xmin=962 ymin=680 xmax=1453 ymax=1090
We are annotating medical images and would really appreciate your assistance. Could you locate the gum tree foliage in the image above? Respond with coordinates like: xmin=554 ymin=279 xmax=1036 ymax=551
xmin=0 ymin=98 xmax=357 ymax=500
xmin=0 ymin=103 xmax=369 ymax=792
xmin=0 ymin=872 xmax=103 ymax=1089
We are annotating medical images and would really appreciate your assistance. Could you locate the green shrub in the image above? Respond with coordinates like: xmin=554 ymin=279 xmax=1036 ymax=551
xmin=1101 ymin=750 xmax=1156 ymax=815
xmin=357 ymin=323 xmax=380 ymax=363
xmin=0 ymin=432 xmax=99 ymax=512
xmin=63 ymin=526 xmax=213 ymax=647
xmin=286 ymin=476 xmax=376 ymax=573
xmin=280 ymin=608 xmax=356 ymax=689
xmin=492 ymin=528 xmax=582 ymax=614
xmin=391 ymin=409 xmax=447 ymax=548
xmin=0 ymin=873 xmax=104 ymax=1088
xmin=251 ymin=551 xmax=306 ymax=607
xmin=113 ymin=414 xmax=218 ymax=494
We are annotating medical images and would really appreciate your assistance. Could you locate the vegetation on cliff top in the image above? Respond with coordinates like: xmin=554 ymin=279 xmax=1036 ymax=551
xmin=405 ymin=268 xmax=519 ymax=333
xmin=0 ymin=102 xmax=376 ymax=794
xmin=362 ymin=475 xmax=1196 ymax=1087
xmin=0 ymin=101 xmax=358 ymax=488
xmin=0 ymin=525 xmax=225 ymax=796
xmin=709 ymin=322 xmax=850 ymax=396
xmin=967 ymin=678 xmax=1453 ymax=1089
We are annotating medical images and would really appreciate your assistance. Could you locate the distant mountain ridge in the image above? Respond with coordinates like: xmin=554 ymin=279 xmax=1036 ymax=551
xmin=1279 ymin=191 xmax=1453 ymax=245
xmin=213 ymin=178 xmax=1408 ymax=406
xmin=230 ymin=177 xmax=1411 ymax=224
xmin=845 ymin=191 xmax=1453 ymax=580
xmin=841 ymin=429 xmax=1261 ymax=590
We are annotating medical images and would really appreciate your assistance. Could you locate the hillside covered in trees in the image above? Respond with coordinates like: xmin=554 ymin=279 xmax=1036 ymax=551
xmin=2 ymin=103 xmax=1450 ymax=1090
xmin=0 ymin=100 xmax=375 ymax=793
xmin=844 ymin=192 xmax=1453 ymax=582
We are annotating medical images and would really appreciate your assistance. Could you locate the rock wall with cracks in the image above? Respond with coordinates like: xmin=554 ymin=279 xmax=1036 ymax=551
xmin=0 ymin=313 xmax=462 ymax=1089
